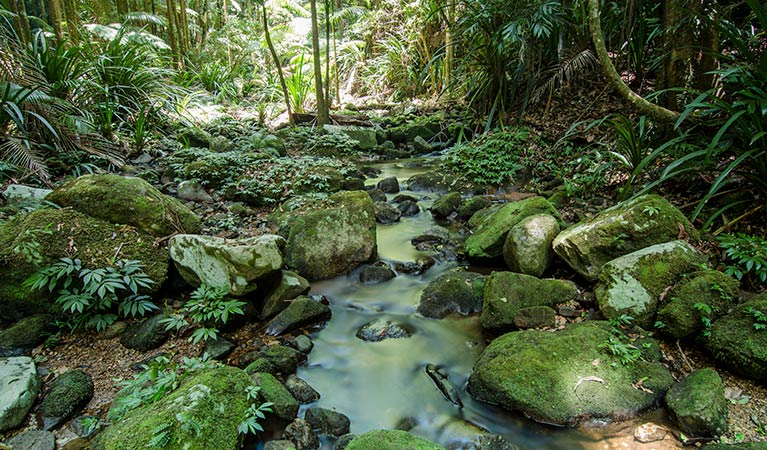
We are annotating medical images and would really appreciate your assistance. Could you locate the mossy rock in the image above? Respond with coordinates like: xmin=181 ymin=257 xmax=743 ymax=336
xmin=406 ymin=171 xmax=475 ymax=194
xmin=481 ymin=272 xmax=579 ymax=332
xmin=430 ymin=192 xmax=461 ymax=219
xmin=249 ymin=372 xmax=299 ymax=421
xmin=552 ymin=194 xmax=698 ymax=280
xmin=465 ymin=197 xmax=560 ymax=262
xmin=273 ymin=191 xmax=377 ymax=280
xmin=261 ymin=270 xmax=311 ymax=320
xmin=595 ymin=240 xmax=707 ymax=329
xmin=665 ymin=368 xmax=728 ymax=437
xmin=467 ymin=321 xmax=673 ymax=426
xmin=92 ymin=367 xmax=251 ymax=450
xmin=0 ymin=314 xmax=52 ymax=356
xmin=704 ymin=297 xmax=767 ymax=382
xmin=503 ymin=214 xmax=560 ymax=277
xmin=0 ymin=209 xmax=169 ymax=321
xmin=456 ymin=196 xmax=492 ymax=220
xmin=346 ymin=430 xmax=445 ymax=450
xmin=656 ymin=270 xmax=739 ymax=339
xmin=39 ymin=369 xmax=94 ymax=429
xmin=702 ymin=444 xmax=767 ymax=449
xmin=46 ymin=174 xmax=201 ymax=237
xmin=417 ymin=270 xmax=485 ymax=319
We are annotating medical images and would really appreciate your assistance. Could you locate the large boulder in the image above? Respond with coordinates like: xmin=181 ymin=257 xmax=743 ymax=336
xmin=704 ymin=297 xmax=767 ymax=382
xmin=0 ymin=208 xmax=169 ymax=321
xmin=249 ymin=372 xmax=299 ymax=422
xmin=467 ymin=322 xmax=673 ymax=426
xmin=92 ymin=367 xmax=252 ymax=450
xmin=481 ymin=272 xmax=580 ymax=332
xmin=2 ymin=184 xmax=52 ymax=208
xmin=272 ymin=191 xmax=377 ymax=280
xmin=324 ymin=125 xmax=378 ymax=150
xmin=503 ymin=214 xmax=560 ymax=277
xmin=595 ymin=240 xmax=707 ymax=329
xmin=665 ymin=368 xmax=728 ymax=438
xmin=656 ymin=270 xmax=739 ymax=339
xmin=417 ymin=270 xmax=485 ymax=319
xmin=346 ymin=430 xmax=445 ymax=450
xmin=0 ymin=356 xmax=41 ymax=432
xmin=46 ymin=174 xmax=201 ymax=237
xmin=552 ymin=195 xmax=698 ymax=280
xmin=0 ymin=314 xmax=52 ymax=356
xmin=465 ymin=197 xmax=560 ymax=262
xmin=430 ymin=192 xmax=461 ymax=219
xmin=169 ymin=234 xmax=284 ymax=296
xmin=406 ymin=171 xmax=474 ymax=194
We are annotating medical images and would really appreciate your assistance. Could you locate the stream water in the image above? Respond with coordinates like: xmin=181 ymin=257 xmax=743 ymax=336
xmin=294 ymin=158 xmax=616 ymax=449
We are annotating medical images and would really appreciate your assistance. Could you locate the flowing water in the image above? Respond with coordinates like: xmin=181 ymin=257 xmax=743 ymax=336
xmin=295 ymin=159 xmax=612 ymax=449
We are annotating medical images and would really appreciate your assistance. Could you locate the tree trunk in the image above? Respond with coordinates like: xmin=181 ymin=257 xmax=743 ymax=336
xmin=588 ymin=0 xmax=679 ymax=123
xmin=262 ymin=5 xmax=294 ymax=125
xmin=62 ymin=0 xmax=79 ymax=43
xmin=179 ymin=0 xmax=189 ymax=54
xmin=445 ymin=0 xmax=454 ymax=87
xmin=10 ymin=0 xmax=31 ymax=44
xmin=47 ymin=0 xmax=64 ymax=41
xmin=659 ymin=0 xmax=695 ymax=110
xmin=324 ymin=0 xmax=331 ymax=109
xmin=166 ymin=0 xmax=181 ymax=67
xmin=311 ymin=0 xmax=329 ymax=126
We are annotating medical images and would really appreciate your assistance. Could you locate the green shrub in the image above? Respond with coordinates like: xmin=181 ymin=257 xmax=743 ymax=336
xmin=718 ymin=233 xmax=767 ymax=289
xmin=445 ymin=128 xmax=537 ymax=186
xmin=160 ymin=284 xmax=246 ymax=344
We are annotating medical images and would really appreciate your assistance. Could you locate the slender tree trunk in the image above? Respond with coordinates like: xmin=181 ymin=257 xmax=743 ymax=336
xmin=262 ymin=5 xmax=294 ymax=125
xmin=311 ymin=0 xmax=329 ymax=125
xmin=38 ymin=0 xmax=47 ymax=23
xmin=47 ymin=0 xmax=64 ymax=41
xmin=10 ymin=0 xmax=31 ymax=44
xmin=659 ymin=0 xmax=695 ymax=110
xmin=62 ymin=0 xmax=80 ymax=43
xmin=588 ymin=0 xmax=679 ymax=123
xmin=179 ymin=0 xmax=189 ymax=54
xmin=116 ymin=0 xmax=128 ymax=15
xmin=324 ymin=0 xmax=331 ymax=109
xmin=445 ymin=0 xmax=454 ymax=87
xmin=167 ymin=0 xmax=181 ymax=67
xmin=695 ymin=1 xmax=719 ymax=92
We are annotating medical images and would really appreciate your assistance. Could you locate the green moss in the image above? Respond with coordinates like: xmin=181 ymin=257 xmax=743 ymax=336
xmin=40 ymin=369 xmax=93 ymax=419
xmin=46 ymin=174 xmax=201 ymax=237
xmin=346 ymin=430 xmax=446 ymax=450
xmin=665 ymin=368 xmax=728 ymax=437
xmin=0 ymin=314 xmax=51 ymax=354
xmin=92 ymin=367 xmax=251 ymax=450
xmin=417 ymin=270 xmax=485 ymax=318
xmin=430 ymin=192 xmax=461 ymax=218
xmin=249 ymin=372 xmax=298 ymax=421
xmin=704 ymin=297 xmax=767 ymax=382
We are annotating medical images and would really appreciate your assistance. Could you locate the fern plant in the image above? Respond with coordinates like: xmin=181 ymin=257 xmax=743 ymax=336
xmin=160 ymin=284 xmax=246 ymax=344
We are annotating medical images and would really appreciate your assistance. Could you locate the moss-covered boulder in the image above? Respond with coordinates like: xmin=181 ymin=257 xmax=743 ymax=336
xmin=261 ymin=270 xmax=311 ymax=320
xmin=406 ymin=171 xmax=475 ymax=194
xmin=656 ymin=270 xmax=739 ymax=339
xmin=119 ymin=315 xmax=169 ymax=352
xmin=46 ymin=174 xmax=201 ymax=237
xmin=456 ymin=197 xmax=492 ymax=220
xmin=346 ymin=430 xmax=445 ymax=450
xmin=374 ymin=201 xmax=402 ymax=224
xmin=0 ymin=209 xmax=169 ymax=321
xmin=465 ymin=197 xmax=560 ymax=262
xmin=92 ymin=367 xmax=251 ymax=450
xmin=503 ymin=214 xmax=560 ymax=277
xmin=324 ymin=125 xmax=378 ymax=150
xmin=39 ymin=369 xmax=94 ymax=430
xmin=417 ymin=270 xmax=485 ymax=319
xmin=430 ymin=192 xmax=461 ymax=219
xmin=264 ymin=296 xmax=331 ymax=336
xmin=513 ymin=306 xmax=557 ymax=329
xmin=249 ymin=372 xmax=299 ymax=422
xmin=481 ymin=272 xmax=580 ymax=332
xmin=595 ymin=240 xmax=707 ymax=329
xmin=0 ymin=314 xmax=52 ymax=356
xmin=665 ymin=368 xmax=728 ymax=438
xmin=273 ymin=191 xmax=377 ymax=280
xmin=704 ymin=297 xmax=767 ymax=382
xmin=168 ymin=234 xmax=284 ymax=296
xmin=467 ymin=321 xmax=673 ymax=426
xmin=552 ymin=195 xmax=698 ymax=280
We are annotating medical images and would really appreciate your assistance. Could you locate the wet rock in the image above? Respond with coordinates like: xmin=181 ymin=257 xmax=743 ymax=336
xmin=633 ymin=423 xmax=668 ymax=443
xmin=305 ymin=407 xmax=351 ymax=437
xmin=552 ymin=194 xmax=698 ymax=280
xmin=407 ymin=171 xmax=473 ymax=194
xmin=392 ymin=256 xmax=436 ymax=275
xmin=417 ymin=270 xmax=485 ymax=319
xmin=93 ymin=367 xmax=251 ymax=450
xmin=2 ymin=184 xmax=52 ymax=208
xmin=411 ymin=226 xmax=449 ymax=245
xmin=355 ymin=319 xmax=415 ymax=342
xmin=177 ymin=180 xmax=213 ymax=203
xmin=324 ymin=125 xmax=378 ymax=150
xmin=374 ymin=201 xmax=402 ymax=224
xmin=365 ymin=188 xmax=387 ymax=203
xmin=293 ymin=335 xmax=314 ymax=354
xmin=251 ymin=372 xmax=299 ymax=421
xmin=704 ymin=296 xmax=767 ymax=382
xmin=3 ymin=430 xmax=55 ymax=450
xmin=392 ymin=194 xmax=418 ymax=204
xmin=595 ymin=240 xmax=707 ymax=329
xmin=264 ymin=440 xmax=297 ymax=450
xmin=656 ymin=270 xmax=739 ymax=339
xmin=456 ymin=197 xmax=493 ymax=221
xmin=335 ymin=434 xmax=356 ymax=450
xmin=261 ymin=270 xmax=311 ymax=320
xmin=413 ymin=135 xmax=433 ymax=153
xmin=246 ymin=344 xmax=304 ymax=375
xmin=376 ymin=176 xmax=400 ymax=194
xmin=465 ymin=197 xmax=560 ymax=262
xmin=0 ymin=357 xmax=40 ymax=432
xmin=46 ymin=173 xmax=201 ymax=237
xmin=503 ymin=214 xmax=560 ymax=277
xmin=265 ymin=296 xmax=331 ymax=336
xmin=425 ymin=364 xmax=462 ymax=407
xmin=343 ymin=178 xmax=365 ymax=191
xmin=467 ymin=322 xmax=673 ymax=426
xmin=0 ymin=314 xmax=51 ymax=356
xmin=346 ymin=430 xmax=445 ymax=450
xmin=169 ymin=234 xmax=284 ymax=296
xmin=203 ymin=336 xmax=235 ymax=360
xmin=119 ymin=315 xmax=169 ymax=352
xmin=283 ymin=418 xmax=319 ymax=450
xmin=39 ymin=370 xmax=93 ymax=430
xmin=512 ymin=306 xmax=556 ymax=330
xmin=467 ymin=204 xmax=502 ymax=229
xmin=430 ymin=192 xmax=461 ymax=219
xmin=285 ymin=375 xmax=320 ymax=404
xmin=359 ymin=263 xmax=396 ymax=285
xmin=397 ymin=200 xmax=421 ymax=216
xmin=475 ymin=435 xmax=519 ymax=450
xmin=481 ymin=272 xmax=580 ymax=332
xmin=273 ymin=191 xmax=377 ymax=280
xmin=666 ymin=368 xmax=728 ymax=437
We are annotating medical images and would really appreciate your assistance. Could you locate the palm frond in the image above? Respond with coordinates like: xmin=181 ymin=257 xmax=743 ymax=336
xmin=530 ymin=49 xmax=598 ymax=105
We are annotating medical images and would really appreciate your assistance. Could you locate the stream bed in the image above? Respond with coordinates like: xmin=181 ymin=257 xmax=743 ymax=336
xmin=295 ymin=159 xmax=608 ymax=449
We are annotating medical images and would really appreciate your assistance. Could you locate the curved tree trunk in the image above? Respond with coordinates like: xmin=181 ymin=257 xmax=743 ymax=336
xmin=588 ymin=0 xmax=679 ymax=123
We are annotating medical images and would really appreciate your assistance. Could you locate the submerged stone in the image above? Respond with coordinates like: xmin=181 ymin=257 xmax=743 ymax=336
xmin=355 ymin=319 xmax=415 ymax=342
